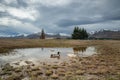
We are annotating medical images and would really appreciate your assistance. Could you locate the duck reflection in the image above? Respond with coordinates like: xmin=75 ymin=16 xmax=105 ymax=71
xmin=41 ymin=47 xmax=44 ymax=51
xmin=73 ymin=46 xmax=87 ymax=54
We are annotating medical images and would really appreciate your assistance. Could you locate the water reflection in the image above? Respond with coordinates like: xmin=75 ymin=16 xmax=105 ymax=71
xmin=50 ymin=55 xmax=60 ymax=59
xmin=0 ymin=47 xmax=97 ymax=66
xmin=0 ymin=51 xmax=17 ymax=56
xmin=72 ymin=46 xmax=97 ymax=57
xmin=41 ymin=47 xmax=44 ymax=51
xmin=73 ymin=46 xmax=87 ymax=54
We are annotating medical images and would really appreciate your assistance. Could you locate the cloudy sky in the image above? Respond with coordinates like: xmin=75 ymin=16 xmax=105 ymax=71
xmin=0 ymin=0 xmax=120 ymax=36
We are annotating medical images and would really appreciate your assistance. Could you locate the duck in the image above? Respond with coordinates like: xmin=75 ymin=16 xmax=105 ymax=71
xmin=51 ymin=51 xmax=60 ymax=57
xmin=67 ymin=54 xmax=76 ymax=58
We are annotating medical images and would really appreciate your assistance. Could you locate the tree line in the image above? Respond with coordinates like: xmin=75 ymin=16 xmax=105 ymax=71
xmin=40 ymin=27 xmax=88 ymax=39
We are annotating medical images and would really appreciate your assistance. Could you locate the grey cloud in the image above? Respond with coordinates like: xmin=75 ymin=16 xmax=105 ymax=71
xmin=0 ymin=12 xmax=8 ymax=17
xmin=0 ymin=0 xmax=28 ymax=8
xmin=0 ymin=0 xmax=120 ymax=36
xmin=56 ymin=19 xmax=100 ymax=27
xmin=55 ymin=0 xmax=120 ymax=27
xmin=16 ymin=0 xmax=28 ymax=7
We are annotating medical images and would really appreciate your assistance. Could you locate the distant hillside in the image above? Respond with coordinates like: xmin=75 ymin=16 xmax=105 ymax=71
xmin=0 ymin=32 xmax=70 ymax=39
xmin=26 ymin=33 xmax=70 ymax=39
xmin=90 ymin=30 xmax=120 ymax=39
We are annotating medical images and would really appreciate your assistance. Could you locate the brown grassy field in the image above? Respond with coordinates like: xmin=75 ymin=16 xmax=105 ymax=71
xmin=0 ymin=39 xmax=119 ymax=47
xmin=0 ymin=39 xmax=120 ymax=80
xmin=0 ymin=39 xmax=120 ymax=53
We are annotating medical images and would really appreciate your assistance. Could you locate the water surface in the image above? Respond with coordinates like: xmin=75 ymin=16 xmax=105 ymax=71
xmin=0 ymin=46 xmax=97 ymax=66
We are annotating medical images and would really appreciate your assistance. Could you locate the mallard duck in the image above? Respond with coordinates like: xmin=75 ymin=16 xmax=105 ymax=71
xmin=51 ymin=51 xmax=60 ymax=57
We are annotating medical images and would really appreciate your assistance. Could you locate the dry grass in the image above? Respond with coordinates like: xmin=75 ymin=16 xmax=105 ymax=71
xmin=0 ymin=39 xmax=87 ymax=53
xmin=0 ymin=39 xmax=120 ymax=53
xmin=1 ymin=39 xmax=120 ymax=80
xmin=0 ymin=39 xmax=89 ymax=48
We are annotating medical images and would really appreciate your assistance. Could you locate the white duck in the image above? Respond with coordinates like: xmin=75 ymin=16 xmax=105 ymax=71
xmin=67 ymin=54 xmax=76 ymax=58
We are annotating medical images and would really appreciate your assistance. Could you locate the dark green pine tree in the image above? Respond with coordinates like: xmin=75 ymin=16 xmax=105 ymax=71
xmin=84 ymin=29 xmax=88 ymax=39
xmin=72 ymin=27 xmax=88 ymax=39
xmin=72 ymin=27 xmax=80 ymax=39
xmin=40 ymin=29 xmax=45 ymax=39
xmin=81 ymin=28 xmax=85 ymax=39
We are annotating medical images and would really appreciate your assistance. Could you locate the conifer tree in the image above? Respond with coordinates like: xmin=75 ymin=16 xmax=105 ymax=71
xmin=40 ymin=29 xmax=45 ymax=39
xmin=72 ymin=27 xmax=88 ymax=39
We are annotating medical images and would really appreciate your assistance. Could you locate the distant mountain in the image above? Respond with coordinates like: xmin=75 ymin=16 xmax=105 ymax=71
xmin=90 ymin=30 xmax=120 ymax=39
xmin=0 ymin=32 xmax=70 ymax=39
xmin=26 ymin=33 xmax=70 ymax=39
xmin=26 ymin=32 xmax=40 ymax=39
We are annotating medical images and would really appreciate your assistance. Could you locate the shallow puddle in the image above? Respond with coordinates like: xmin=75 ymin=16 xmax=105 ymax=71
xmin=0 ymin=46 xmax=97 ymax=66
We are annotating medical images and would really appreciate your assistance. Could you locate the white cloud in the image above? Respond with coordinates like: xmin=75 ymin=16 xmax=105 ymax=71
xmin=60 ymin=33 xmax=70 ymax=36
xmin=0 ymin=3 xmax=39 ymax=21
xmin=8 ymin=8 xmax=38 ymax=21
xmin=0 ymin=17 xmax=41 ymax=33
xmin=27 ymin=0 xmax=71 ymax=7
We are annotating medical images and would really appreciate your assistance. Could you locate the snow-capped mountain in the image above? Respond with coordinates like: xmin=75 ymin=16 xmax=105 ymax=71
xmin=0 ymin=32 xmax=70 ymax=39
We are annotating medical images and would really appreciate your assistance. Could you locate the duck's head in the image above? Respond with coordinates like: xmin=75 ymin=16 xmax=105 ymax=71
xmin=57 ymin=51 xmax=60 ymax=55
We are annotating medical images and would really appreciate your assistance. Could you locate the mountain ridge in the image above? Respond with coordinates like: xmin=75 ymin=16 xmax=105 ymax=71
xmin=0 ymin=32 xmax=70 ymax=39
xmin=90 ymin=30 xmax=120 ymax=39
